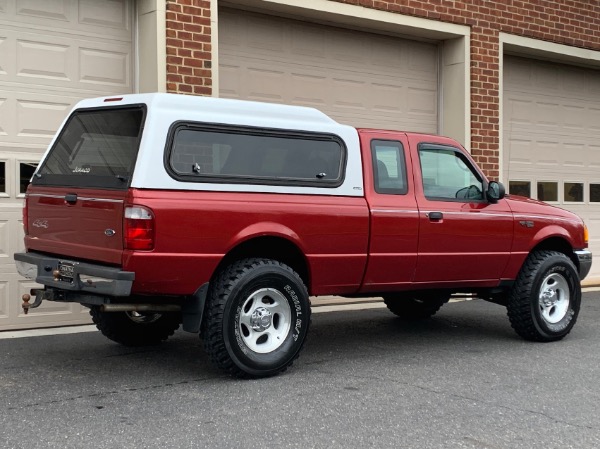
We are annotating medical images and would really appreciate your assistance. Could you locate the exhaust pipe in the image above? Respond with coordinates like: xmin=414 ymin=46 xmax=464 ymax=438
xmin=100 ymin=304 xmax=181 ymax=313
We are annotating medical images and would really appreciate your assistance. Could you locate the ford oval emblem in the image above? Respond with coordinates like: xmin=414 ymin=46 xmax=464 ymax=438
xmin=105 ymin=229 xmax=116 ymax=237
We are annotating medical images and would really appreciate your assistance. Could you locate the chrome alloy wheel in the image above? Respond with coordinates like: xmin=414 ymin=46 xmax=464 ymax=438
xmin=538 ymin=273 xmax=570 ymax=324
xmin=238 ymin=288 xmax=291 ymax=354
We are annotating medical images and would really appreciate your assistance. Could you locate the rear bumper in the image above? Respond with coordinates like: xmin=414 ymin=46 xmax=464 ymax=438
xmin=574 ymin=250 xmax=592 ymax=281
xmin=14 ymin=251 xmax=134 ymax=296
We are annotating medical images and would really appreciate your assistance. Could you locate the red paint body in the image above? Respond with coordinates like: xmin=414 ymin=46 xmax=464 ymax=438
xmin=24 ymin=131 xmax=587 ymax=298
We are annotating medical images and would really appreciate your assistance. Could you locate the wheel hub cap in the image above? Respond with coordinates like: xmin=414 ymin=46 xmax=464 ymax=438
xmin=541 ymin=289 xmax=557 ymax=306
xmin=250 ymin=307 xmax=272 ymax=332
xmin=237 ymin=288 xmax=292 ymax=354
xmin=538 ymin=273 xmax=570 ymax=324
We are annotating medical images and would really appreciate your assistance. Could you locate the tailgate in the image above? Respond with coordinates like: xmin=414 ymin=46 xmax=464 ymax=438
xmin=26 ymin=187 xmax=127 ymax=265
xmin=23 ymin=104 xmax=145 ymax=265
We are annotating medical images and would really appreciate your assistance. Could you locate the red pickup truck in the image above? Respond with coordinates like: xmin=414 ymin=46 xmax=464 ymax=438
xmin=14 ymin=93 xmax=591 ymax=378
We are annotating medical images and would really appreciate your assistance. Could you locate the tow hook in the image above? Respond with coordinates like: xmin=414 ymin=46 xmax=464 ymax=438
xmin=21 ymin=290 xmax=43 ymax=315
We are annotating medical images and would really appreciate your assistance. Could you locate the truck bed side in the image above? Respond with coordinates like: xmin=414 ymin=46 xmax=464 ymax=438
xmin=124 ymin=189 xmax=370 ymax=296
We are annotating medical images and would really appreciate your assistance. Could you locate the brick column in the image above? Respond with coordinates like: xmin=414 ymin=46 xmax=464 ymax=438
xmin=470 ymin=27 xmax=500 ymax=179
xmin=165 ymin=0 xmax=213 ymax=95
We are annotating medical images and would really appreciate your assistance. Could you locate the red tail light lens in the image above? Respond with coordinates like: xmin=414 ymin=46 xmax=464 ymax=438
xmin=124 ymin=206 xmax=154 ymax=250
xmin=23 ymin=197 xmax=29 ymax=235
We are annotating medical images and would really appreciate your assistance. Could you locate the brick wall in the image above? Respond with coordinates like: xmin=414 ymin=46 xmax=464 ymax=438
xmin=166 ymin=0 xmax=212 ymax=95
xmin=165 ymin=0 xmax=600 ymax=177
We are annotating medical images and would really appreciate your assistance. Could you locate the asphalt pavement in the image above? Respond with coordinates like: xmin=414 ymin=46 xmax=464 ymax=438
xmin=1 ymin=294 xmax=600 ymax=449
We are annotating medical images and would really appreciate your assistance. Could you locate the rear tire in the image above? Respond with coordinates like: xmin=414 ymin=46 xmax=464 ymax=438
xmin=383 ymin=291 xmax=450 ymax=321
xmin=202 ymin=258 xmax=310 ymax=378
xmin=507 ymin=250 xmax=580 ymax=342
xmin=90 ymin=307 xmax=181 ymax=346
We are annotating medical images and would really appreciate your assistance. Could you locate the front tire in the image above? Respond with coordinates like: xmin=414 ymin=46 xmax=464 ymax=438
xmin=507 ymin=250 xmax=581 ymax=342
xmin=90 ymin=308 xmax=181 ymax=346
xmin=202 ymin=258 xmax=310 ymax=378
xmin=383 ymin=291 xmax=450 ymax=321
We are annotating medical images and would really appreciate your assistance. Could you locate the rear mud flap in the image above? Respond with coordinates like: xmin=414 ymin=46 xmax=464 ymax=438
xmin=181 ymin=283 xmax=209 ymax=333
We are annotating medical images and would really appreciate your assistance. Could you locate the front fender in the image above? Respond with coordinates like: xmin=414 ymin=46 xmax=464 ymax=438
xmin=501 ymin=224 xmax=576 ymax=280
xmin=530 ymin=224 xmax=575 ymax=248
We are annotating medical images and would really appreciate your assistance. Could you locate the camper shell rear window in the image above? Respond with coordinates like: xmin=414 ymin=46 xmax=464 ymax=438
xmin=33 ymin=105 xmax=146 ymax=190
xmin=165 ymin=122 xmax=346 ymax=187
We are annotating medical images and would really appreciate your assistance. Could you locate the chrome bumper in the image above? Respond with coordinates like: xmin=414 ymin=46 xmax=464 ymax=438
xmin=574 ymin=250 xmax=592 ymax=280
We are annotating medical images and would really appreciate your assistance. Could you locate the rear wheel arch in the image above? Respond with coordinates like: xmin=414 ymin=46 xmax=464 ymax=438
xmin=211 ymin=235 xmax=311 ymax=293
xmin=202 ymin=257 xmax=311 ymax=377
xmin=189 ymin=236 xmax=309 ymax=338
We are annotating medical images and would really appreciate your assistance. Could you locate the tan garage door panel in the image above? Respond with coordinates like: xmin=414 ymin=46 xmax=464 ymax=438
xmin=0 ymin=0 xmax=134 ymax=331
xmin=504 ymin=55 xmax=600 ymax=281
xmin=219 ymin=8 xmax=439 ymax=133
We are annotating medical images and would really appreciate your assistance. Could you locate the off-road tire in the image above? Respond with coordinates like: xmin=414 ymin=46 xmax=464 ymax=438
xmin=90 ymin=307 xmax=181 ymax=346
xmin=383 ymin=291 xmax=451 ymax=320
xmin=507 ymin=250 xmax=581 ymax=342
xmin=202 ymin=258 xmax=311 ymax=378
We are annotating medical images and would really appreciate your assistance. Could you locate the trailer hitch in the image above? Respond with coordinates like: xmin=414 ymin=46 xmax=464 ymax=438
xmin=21 ymin=289 xmax=44 ymax=315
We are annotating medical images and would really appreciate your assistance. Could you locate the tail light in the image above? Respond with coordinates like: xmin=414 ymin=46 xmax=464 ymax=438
xmin=23 ymin=197 xmax=29 ymax=235
xmin=124 ymin=206 xmax=155 ymax=250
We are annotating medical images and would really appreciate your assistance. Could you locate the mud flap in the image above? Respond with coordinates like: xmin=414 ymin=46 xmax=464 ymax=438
xmin=181 ymin=283 xmax=209 ymax=333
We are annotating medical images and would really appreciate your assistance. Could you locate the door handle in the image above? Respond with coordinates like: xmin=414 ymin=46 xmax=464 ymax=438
xmin=428 ymin=211 xmax=443 ymax=220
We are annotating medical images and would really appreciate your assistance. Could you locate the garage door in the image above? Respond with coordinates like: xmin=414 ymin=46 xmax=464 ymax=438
xmin=503 ymin=55 xmax=600 ymax=282
xmin=0 ymin=0 xmax=134 ymax=330
xmin=218 ymin=8 xmax=439 ymax=133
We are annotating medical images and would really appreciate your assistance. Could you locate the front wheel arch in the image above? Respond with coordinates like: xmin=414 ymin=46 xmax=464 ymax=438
xmin=503 ymin=237 xmax=578 ymax=281
xmin=507 ymin=250 xmax=581 ymax=342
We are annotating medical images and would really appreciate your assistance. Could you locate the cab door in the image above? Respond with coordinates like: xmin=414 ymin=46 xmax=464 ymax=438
xmin=410 ymin=137 xmax=513 ymax=284
xmin=359 ymin=131 xmax=419 ymax=292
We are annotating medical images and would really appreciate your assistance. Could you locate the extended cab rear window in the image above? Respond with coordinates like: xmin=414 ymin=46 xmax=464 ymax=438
xmin=166 ymin=123 xmax=345 ymax=187
xmin=33 ymin=106 xmax=145 ymax=190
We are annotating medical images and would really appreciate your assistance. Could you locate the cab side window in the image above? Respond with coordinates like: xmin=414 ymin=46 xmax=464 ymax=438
xmin=371 ymin=140 xmax=408 ymax=195
xmin=419 ymin=145 xmax=484 ymax=201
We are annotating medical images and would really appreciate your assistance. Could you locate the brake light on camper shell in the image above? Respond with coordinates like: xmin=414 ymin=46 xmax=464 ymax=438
xmin=124 ymin=206 xmax=154 ymax=250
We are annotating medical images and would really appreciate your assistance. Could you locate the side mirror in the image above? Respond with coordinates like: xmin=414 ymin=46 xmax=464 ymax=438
xmin=487 ymin=181 xmax=506 ymax=204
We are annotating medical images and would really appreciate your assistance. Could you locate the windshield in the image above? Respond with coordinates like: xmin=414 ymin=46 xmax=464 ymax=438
xmin=33 ymin=105 xmax=145 ymax=189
